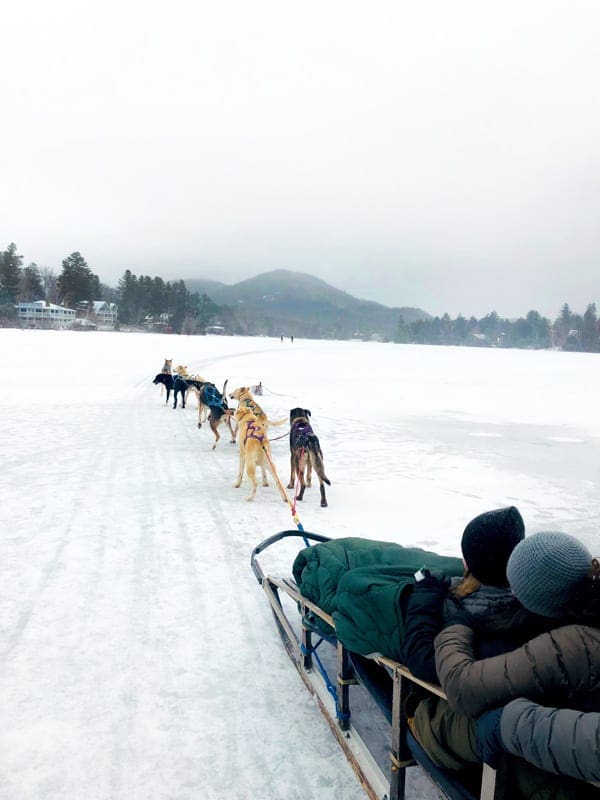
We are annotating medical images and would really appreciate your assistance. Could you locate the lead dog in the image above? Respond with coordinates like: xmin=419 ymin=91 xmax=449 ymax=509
xmin=233 ymin=406 xmax=287 ymax=502
xmin=287 ymin=408 xmax=331 ymax=507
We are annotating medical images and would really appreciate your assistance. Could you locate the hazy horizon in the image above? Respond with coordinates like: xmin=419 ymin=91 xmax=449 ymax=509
xmin=3 ymin=1 xmax=599 ymax=320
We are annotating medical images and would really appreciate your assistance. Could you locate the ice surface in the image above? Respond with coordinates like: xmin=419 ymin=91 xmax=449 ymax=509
xmin=2 ymin=330 xmax=599 ymax=799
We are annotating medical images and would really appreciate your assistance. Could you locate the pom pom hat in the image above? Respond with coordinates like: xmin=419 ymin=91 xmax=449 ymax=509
xmin=506 ymin=531 xmax=592 ymax=618
xmin=461 ymin=506 xmax=525 ymax=587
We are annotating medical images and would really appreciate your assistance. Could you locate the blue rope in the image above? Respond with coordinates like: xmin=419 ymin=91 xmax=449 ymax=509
xmin=300 ymin=639 xmax=351 ymax=724
xmin=294 ymin=518 xmax=309 ymax=547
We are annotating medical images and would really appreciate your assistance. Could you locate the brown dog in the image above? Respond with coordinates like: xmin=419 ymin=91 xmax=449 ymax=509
xmin=195 ymin=379 xmax=235 ymax=449
xmin=287 ymin=408 xmax=331 ymax=507
xmin=233 ymin=406 xmax=287 ymax=502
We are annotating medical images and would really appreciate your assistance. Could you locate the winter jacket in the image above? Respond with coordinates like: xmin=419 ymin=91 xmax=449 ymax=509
xmin=434 ymin=622 xmax=600 ymax=717
xmin=498 ymin=698 xmax=600 ymax=783
xmin=404 ymin=574 xmax=549 ymax=684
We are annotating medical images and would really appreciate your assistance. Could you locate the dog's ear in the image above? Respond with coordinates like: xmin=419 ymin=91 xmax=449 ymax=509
xmin=305 ymin=409 xmax=311 ymax=417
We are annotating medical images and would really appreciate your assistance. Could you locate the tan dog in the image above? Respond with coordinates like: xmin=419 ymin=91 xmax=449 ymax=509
xmin=233 ymin=406 xmax=287 ymax=502
xmin=228 ymin=386 xmax=286 ymax=442
xmin=174 ymin=364 xmax=190 ymax=378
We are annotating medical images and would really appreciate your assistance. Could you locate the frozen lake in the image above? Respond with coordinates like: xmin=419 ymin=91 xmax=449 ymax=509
xmin=2 ymin=329 xmax=599 ymax=799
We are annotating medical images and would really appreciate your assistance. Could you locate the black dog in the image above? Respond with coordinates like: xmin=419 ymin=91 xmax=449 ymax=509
xmin=287 ymin=407 xmax=331 ymax=507
xmin=152 ymin=373 xmax=188 ymax=409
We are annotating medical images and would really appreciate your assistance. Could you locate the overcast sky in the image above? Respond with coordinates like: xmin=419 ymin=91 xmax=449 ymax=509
xmin=2 ymin=0 xmax=599 ymax=318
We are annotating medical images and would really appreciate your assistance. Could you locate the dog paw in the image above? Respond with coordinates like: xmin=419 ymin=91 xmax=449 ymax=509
xmin=197 ymin=423 xmax=202 ymax=429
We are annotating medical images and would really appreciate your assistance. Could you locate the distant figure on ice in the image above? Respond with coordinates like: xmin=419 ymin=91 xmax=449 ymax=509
xmin=290 ymin=335 xmax=294 ymax=343
xmin=280 ymin=334 xmax=283 ymax=342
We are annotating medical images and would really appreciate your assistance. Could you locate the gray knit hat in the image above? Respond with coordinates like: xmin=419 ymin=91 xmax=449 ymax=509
xmin=506 ymin=531 xmax=592 ymax=618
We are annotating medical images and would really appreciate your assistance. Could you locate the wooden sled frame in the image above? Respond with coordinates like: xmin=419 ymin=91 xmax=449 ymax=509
xmin=251 ymin=530 xmax=508 ymax=800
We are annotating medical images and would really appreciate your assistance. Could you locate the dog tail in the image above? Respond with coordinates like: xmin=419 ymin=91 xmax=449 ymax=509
xmin=309 ymin=442 xmax=331 ymax=485
xmin=267 ymin=417 xmax=287 ymax=427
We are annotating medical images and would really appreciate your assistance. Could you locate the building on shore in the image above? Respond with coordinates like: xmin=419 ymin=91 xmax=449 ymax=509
xmin=17 ymin=300 xmax=76 ymax=329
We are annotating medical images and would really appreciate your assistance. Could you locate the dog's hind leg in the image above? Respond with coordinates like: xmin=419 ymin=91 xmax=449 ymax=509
xmin=209 ymin=414 xmax=221 ymax=450
xmin=311 ymin=448 xmax=331 ymax=507
xmin=245 ymin=462 xmax=258 ymax=501
xmin=227 ymin=415 xmax=237 ymax=444
xmin=319 ymin=483 xmax=328 ymax=508
xmin=259 ymin=456 xmax=269 ymax=487
xmin=295 ymin=452 xmax=309 ymax=501
xmin=306 ymin=454 xmax=313 ymax=488
xmin=233 ymin=449 xmax=245 ymax=488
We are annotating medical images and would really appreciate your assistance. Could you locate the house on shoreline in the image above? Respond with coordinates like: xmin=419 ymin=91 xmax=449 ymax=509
xmin=17 ymin=300 xmax=76 ymax=328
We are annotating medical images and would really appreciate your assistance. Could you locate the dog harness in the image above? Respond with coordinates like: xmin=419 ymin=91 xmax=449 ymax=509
xmin=201 ymin=383 xmax=226 ymax=410
xmin=242 ymin=398 xmax=265 ymax=418
xmin=245 ymin=421 xmax=265 ymax=443
xmin=291 ymin=420 xmax=313 ymax=449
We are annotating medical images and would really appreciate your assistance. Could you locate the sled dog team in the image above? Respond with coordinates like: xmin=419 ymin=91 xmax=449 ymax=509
xmin=153 ymin=359 xmax=330 ymax=505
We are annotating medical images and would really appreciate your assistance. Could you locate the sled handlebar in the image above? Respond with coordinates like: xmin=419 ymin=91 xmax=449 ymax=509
xmin=250 ymin=529 xmax=330 ymax=584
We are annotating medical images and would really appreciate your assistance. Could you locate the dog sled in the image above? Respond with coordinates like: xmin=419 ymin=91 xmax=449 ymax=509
xmin=251 ymin=531 xmax=599 ymax=800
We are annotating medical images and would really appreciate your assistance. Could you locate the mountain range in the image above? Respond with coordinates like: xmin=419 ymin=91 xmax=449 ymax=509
xmin=184 ymin=270 xmax=429 ymax=340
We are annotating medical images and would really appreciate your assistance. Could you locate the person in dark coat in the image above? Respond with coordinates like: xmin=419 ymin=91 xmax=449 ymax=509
xmin=403 ymin=505 xmax=546 ymax=684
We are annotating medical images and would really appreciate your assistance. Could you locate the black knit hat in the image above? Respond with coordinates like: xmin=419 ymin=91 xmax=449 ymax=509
xmin=461 ymin=506 xmax=525 ymax=587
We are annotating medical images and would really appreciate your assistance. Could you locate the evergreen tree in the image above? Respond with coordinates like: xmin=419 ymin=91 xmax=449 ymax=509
xmin=479 ymin=311 xmax=501 ymax=343
xmin=452 ymin=314 xmax=469 ymax=343
xmin=582 ymin=303 xmax=599 ymax=352
xmin=554 ymin=303 xmax=573 ymax=347
xmin=0 ymin=242 xmax=24 ymax=316
xmin=58 ymin=252 xmax=98 ymax=307
xmin=19 ymin=262 xmax=45 ymax=302
xmin=117 ymin=269 xmax=139 ymax=324
xmin=394 ymin=314 xmax=409 ymax=343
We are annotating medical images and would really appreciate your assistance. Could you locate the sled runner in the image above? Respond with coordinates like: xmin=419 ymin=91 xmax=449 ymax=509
xmin=251 ymin=530 xmax=503 ymax=800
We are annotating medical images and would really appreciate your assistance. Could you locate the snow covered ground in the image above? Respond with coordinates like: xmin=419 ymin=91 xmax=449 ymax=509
xmin=2 ymin=329 xmax=600 ymax=800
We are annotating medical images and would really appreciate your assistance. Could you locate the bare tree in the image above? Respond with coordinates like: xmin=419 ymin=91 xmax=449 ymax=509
xmin=40 ymin=267 xmax=60 ymax=304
